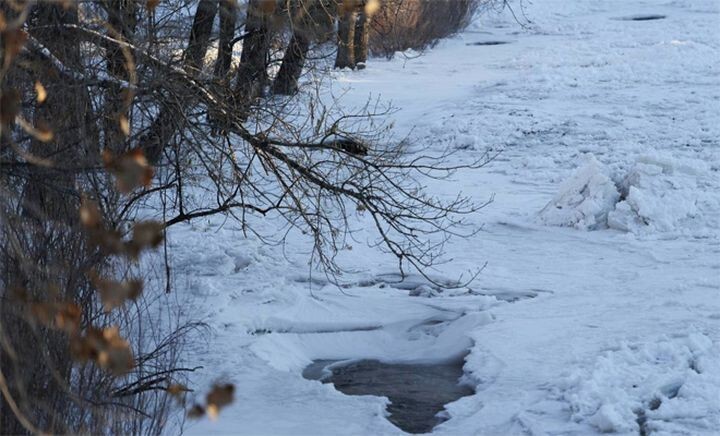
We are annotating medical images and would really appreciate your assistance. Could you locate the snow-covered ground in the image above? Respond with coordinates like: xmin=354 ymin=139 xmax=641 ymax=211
xmin=172 ymin=0 xmax=720 ymax=434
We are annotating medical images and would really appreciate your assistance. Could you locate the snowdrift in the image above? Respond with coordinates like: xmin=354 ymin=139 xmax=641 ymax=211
xmin=562 ymin=333 xmax=720 ymax=434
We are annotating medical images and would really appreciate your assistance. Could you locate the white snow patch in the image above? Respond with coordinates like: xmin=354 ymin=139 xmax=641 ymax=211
xmin=250 ymin=311 xmax=494 ymax=373
xmin=563 ymin=333 xmax=720 ymax=434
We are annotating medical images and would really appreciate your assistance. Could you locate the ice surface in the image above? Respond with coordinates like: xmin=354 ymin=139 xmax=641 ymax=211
xmin=168 ymin=0 xmax=720 ymax=434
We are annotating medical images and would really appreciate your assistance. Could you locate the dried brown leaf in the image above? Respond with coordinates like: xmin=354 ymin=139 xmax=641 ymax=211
xmin=125 ymin=220 xmax=164 ymax=259
xmin=206 ymin=404 xmax=219 ymax=420
xmin=146 ymin=0 xmax=160 ymax=13
xmin=71 ymin=326 xmax=134 ymax=375
xmin=120 ymin=87 xmax=134 ymax=107
xmin=0 ymin=89 xmax=21 ymax=126
xmin=92 ymin=229 xmax=125 ymax=255
xmin=34 ymin=119 xmax=53 ymax=142
xmin=258 ymin=0 xmax=276 ymax=15
xmin=339 ymin=0 xmax=359 ymax=14
xmin=80 ymin=197 xmax=103 ymax=229
xmin=103 ymin=148 xmax=154 ymax=193
xmin=206 ymin=383 xmax=235 ymax=419
xmin=119 ymin=115 xmax=130 ymax=136
xmin=30 ymin=302 xmax=81 ymax=334
xmin=34 ymin=81 xmax=47 ymax=104
xmin=1 ymin=29 xmax=28 ymax=68
xmin=365 ymin=0 xmax=380 ymax=15
xmin=89 ymin=271 xmax=143 ymax=312
xmin=167 ymin=383 xmax=190 ymax=397
xmin=132 ymin=221 xmax=164 ymax=248
xmin=80 ymin=198 xmax=124 ymax=254
xmin=81 ymin=200 xmax=163 ymax=258
xmin=187 ymin=404 xmax=205 ymax=419
xmin=16 ymin=116 xmax=54 ymax=142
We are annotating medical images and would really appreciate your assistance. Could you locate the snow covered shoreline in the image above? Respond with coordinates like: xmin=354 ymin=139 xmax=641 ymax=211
xmin=175 ymin=1 xmax=720 ymax=434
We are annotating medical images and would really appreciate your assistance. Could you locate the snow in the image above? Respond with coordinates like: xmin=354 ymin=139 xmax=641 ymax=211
xmin=539 ymin=154 xmax=620 ymax=230
xmin=539 ymin=150 xmax=715 ymax=234
xmin=166 ymin=0 xmax=720 ymax=434
xmin=564 ymin=333 xmax=720 ymax=434
xmin=608 ymin=153 xmax=713 ymax=235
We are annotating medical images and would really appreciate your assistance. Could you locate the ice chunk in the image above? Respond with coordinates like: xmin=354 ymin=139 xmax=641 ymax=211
xmin=608 ymin=158 xmax=699 ymax=233
xmin=539 ymin=154 xmax=620 ymax=230
xmin=588 ymin=404 xmax=633 ymax=433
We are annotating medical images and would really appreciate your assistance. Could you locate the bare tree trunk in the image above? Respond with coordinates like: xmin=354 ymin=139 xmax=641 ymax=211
xmin=208 ymin=0 xmax=240 ymax=133
xmin=185 ymin=0 xmax=218 ymax=71
xmin=142 ymin=0 xmax=218 ymax=164
xmin=214 ymin=0 xmax=239 ymax=78
xmin=234 ymin=0 xmax=275 ymax=112
xmin=335 ymin=6 xmax=356 ymax=69
xmin=273 ymin=31 xmax=310 ymax=95
xmin=353 ymin=5 xmax=370 ymax=69
xmin=104 ymin=0 xmax=137 ymax=152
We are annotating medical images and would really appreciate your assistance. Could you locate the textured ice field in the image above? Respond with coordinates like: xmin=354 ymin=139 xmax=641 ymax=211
xmin=173 ymin=1 xmax=720 ymax=434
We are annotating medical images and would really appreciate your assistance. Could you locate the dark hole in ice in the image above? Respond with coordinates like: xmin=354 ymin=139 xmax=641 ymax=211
xmin=619 ymin=14 xmax=666 ymax=21
xmin=466 ymin=41 xmax=510 ymax=46
xmin=303 ymin=359 xmax=475 ymax=434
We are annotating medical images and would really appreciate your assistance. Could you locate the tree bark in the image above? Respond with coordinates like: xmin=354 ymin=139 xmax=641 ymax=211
xmin=234 ymin=0 xmax=275 ymax=111
xmin=214 ymin=0 xmax=238 ymax=78
xmin=335 ymin=8 xmax=356 ymax=69
xmin=273 ymin=31 xmax=310 ymax=95
xmin=184 ymin=0 xmax=218 ymax=71
xmin=353 ymin=6 xmax=370 ymax=69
